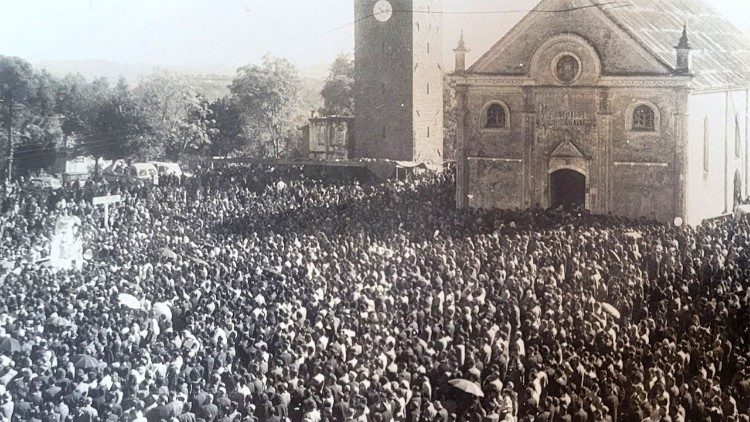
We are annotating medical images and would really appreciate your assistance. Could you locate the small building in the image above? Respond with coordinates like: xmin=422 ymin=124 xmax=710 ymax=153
xmin=451 ymin=0 xmax=750 ymax=225
xmin=305 ymin=115 xmax=355 ymax=160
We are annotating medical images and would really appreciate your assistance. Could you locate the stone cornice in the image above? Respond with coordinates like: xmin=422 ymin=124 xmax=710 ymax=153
xmin=449 ymin=74 xmax=692 ymax=89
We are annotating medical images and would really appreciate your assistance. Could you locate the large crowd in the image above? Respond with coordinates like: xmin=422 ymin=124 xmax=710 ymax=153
xmin=0 ymin=166 xmax=748 ymax=422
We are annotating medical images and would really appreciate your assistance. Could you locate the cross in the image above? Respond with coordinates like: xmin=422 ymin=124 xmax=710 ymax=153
xmin=92 ymin=194 xmax=124 ymax=231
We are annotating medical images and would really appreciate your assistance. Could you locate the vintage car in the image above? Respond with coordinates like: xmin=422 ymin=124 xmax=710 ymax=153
xmin=104 ymin=161 xmax=159 ymax=185
xmin=150 ymin=161 xmax=183 ymax=178
xmin=29 ymin=175 xmax=63 ymax=190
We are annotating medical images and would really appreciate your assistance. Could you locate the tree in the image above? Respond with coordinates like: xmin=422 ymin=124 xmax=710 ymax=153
xmin=56 ymin=74 xmax=110 ymax=142
xmin=207 ymin=97 xmax=245 ymax=157
xmin=88 ymin=78 xmax=152 ymax=160
xmin=134 ymin=71 xmax=215 ymax=160
xmin=0 ymin=56 xmax=35 ymax=180
xmin=320 ymin=54 xmax=354 ymax=116
xmin=230 ymin=55 xmax=301 ymax=158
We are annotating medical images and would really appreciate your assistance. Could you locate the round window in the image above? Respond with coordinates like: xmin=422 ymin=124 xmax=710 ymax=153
xmin=554 ymin=54 xmax=581 ymax=84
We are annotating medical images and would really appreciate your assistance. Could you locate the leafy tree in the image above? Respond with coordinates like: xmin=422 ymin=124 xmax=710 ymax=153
xmin=230 ymin=55 xmax=301 ymax=158
xmin=56 ymin=74 xmax=110 ymax=142
xmin=320 ymin=53 xmax=354 ymax=116
xmin=134 ymin=71 xmax=214 ymax=160
xmin=207 ymin=97 xmax=245 ymax=157
xmin=0 ymin=56 xmax=36 ymax=180
xmin=0 ymin=58 xmax=66 ymax=178
xmin=88 ymin=78 xmax=152 ymax=160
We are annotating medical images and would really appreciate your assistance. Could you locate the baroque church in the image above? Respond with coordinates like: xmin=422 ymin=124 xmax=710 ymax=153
xmin=450 ymin=0 xmax=750 ymax=224
xmin=352 ymin=0 xmax=750 ymax=224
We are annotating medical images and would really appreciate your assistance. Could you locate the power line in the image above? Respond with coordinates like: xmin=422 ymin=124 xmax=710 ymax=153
xmin=323 ymin=2 xmax=630 ymax=35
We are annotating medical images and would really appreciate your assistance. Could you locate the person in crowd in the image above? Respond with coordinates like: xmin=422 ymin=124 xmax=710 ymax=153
xmin=0 ymin=165 xmax=747 ymax=422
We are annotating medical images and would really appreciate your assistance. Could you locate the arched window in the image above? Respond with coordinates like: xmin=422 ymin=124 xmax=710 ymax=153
xmin=485 ymin=104 xmax=507 ymax=129
xmin=703 ymin=116 xmax=710 ymax=173
xmin=735 ymin=113 xmax=742 ymax=158
xmin=632 ymin=105 xmax=656 ymax=131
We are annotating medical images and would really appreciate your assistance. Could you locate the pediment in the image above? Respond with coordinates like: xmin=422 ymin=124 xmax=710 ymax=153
xmin=469 ymin=0 xmax=672 ymax=77
xmin=550 ymin=139 xmax=590 ymax=160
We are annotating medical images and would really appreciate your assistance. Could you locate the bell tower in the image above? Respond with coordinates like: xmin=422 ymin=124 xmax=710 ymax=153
xmin=675 ymin=24 xmax=692 ymax=75
xmin=353 ymin=0 xmax=444 ymax=164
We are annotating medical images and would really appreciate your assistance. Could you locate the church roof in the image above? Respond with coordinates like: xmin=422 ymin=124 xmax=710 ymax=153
xmin=597 ymin=0 xmax=750 ymax=90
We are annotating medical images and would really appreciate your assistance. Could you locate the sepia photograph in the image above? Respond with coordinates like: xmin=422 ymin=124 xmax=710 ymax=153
xmin=0 ymin=0 xmax=749 ymax=420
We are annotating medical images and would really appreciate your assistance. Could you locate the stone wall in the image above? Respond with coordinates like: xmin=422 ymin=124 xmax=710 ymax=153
xmin=353 ymin=0 xmax=444 ymax=164
xmin=354 ymin=0 xmax=415 ymax=161
xmin=467 ymin=158 xmax=524 ymax=209
xmin=411 ymin=0 xmax=444 ymax=164
xmin=612 ymin=164 xmax=674 ymax=221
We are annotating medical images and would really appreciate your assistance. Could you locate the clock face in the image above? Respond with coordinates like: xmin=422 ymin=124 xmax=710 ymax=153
xmin=373 ymin=0 xmax=393 ymax=22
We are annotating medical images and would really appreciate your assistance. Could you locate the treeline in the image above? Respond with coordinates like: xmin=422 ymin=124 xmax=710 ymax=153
xmin=0 ymin=54 xmax=355 ymax=178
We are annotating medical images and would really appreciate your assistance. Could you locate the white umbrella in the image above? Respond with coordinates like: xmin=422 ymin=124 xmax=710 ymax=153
xmin=624 ymin=231 xmax=643 ymax=240
xmin=600 ymin=302 xmax=621 ymax=319
xmin=153 ymin=302 xmax=172 ymax=321
xmin=160 ymin=248 xmax=178 ymax=261
xmin=449 ymin=379 xmax=485 ymax=397
xmin=118 ymin=293 xmax=141 ymax=310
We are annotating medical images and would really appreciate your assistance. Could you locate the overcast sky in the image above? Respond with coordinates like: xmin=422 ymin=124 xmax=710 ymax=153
xmin=0 ymin=0 xmax=748 ymax=77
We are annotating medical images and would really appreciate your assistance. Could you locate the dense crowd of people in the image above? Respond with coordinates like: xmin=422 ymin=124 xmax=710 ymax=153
xmin=0 ymin=166 xmax=748 ymax=421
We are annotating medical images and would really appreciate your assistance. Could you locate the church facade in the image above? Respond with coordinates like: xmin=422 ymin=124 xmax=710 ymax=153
xmin=451 ymin=0 xmax=750 ymax=225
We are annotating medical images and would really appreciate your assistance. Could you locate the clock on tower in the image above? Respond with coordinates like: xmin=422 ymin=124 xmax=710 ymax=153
xmin=373 ymin=0 xmax=393 ymax=22
xmin=353 ymin=0 xmax=444 ymax=165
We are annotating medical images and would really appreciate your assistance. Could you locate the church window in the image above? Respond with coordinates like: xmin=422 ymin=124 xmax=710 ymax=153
xmin=703 ymin=117 xmax=710 ymax=173
xmin=554 ymin=54 xmax=581 ymax=84
xmin=632 ymin=105 xmax=656 ymax=131
xmin=485 ymin=103 xmax=508 ymax=129
xmin=735 ymin=113 xmax=742 ymax=158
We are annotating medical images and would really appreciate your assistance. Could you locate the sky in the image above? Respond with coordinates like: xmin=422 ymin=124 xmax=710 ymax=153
xmin=0 ymin=0 xmax=748 ymax=78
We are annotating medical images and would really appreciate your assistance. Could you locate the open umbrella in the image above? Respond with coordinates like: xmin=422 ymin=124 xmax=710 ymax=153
xmin=160 ymin=248 xmax=178 ymax=261
xmin=449 ymin=379 xmax=485 ymax=397
xmin=600 ymin=302 xmax=621 ymax=319
xmin=624 ymin=231 xmax=643 ymax=240
xmin=0 ymin=337 xmax=21 ymax=354
xmin=74 ymin=354 xmax=99 ymax=370
xmin=50 ymin=316 xmax=75 ymax=328
xmin=191 ymin=256 xmax=209 ymax=267
xmin=153 ymin=302 xmax=172 ymax=321
xmin=118 ymin=293 xmax=141 ymax=310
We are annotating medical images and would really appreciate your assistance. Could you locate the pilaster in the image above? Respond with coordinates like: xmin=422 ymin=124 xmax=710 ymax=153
xmin=596 ymin=88 xmax=613 ymax=213
xmin=455 ymin=85 xmax=470 ymax=208
xmin=674 ymin=87 xmax=691 ymax=222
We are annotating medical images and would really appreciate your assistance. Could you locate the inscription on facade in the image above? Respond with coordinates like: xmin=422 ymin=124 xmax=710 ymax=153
xmin=537 ymin=104 xmax=597 ymax=128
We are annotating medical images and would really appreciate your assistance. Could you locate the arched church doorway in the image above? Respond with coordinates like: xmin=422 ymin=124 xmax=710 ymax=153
xmin=550 ymin=169 xmax=586 ymax=209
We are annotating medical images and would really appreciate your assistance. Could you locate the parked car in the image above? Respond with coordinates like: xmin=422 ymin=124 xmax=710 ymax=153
xmin=150 ymin=161 xmax=183 ymax=178
xmin=29 ymin=175 xmax=63 ymax=190
xmin=104 ymin=161 xmax=159 ymax=185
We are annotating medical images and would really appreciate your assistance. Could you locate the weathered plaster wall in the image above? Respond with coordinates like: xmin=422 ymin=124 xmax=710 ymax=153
xmin=354 ymin=0 xmax=444 ymax=164
xmin=612 ymin=164 xmax=674 ymax=221
xmin=354 ymin=0 xmax=414 ymax=161
xmin=467 ymin=158 xmax=524 ymax=209
xmin=411 ymin=0 xmax=444 ymax=164
xmin=686 ymin=90 xmax=749 ymax=224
